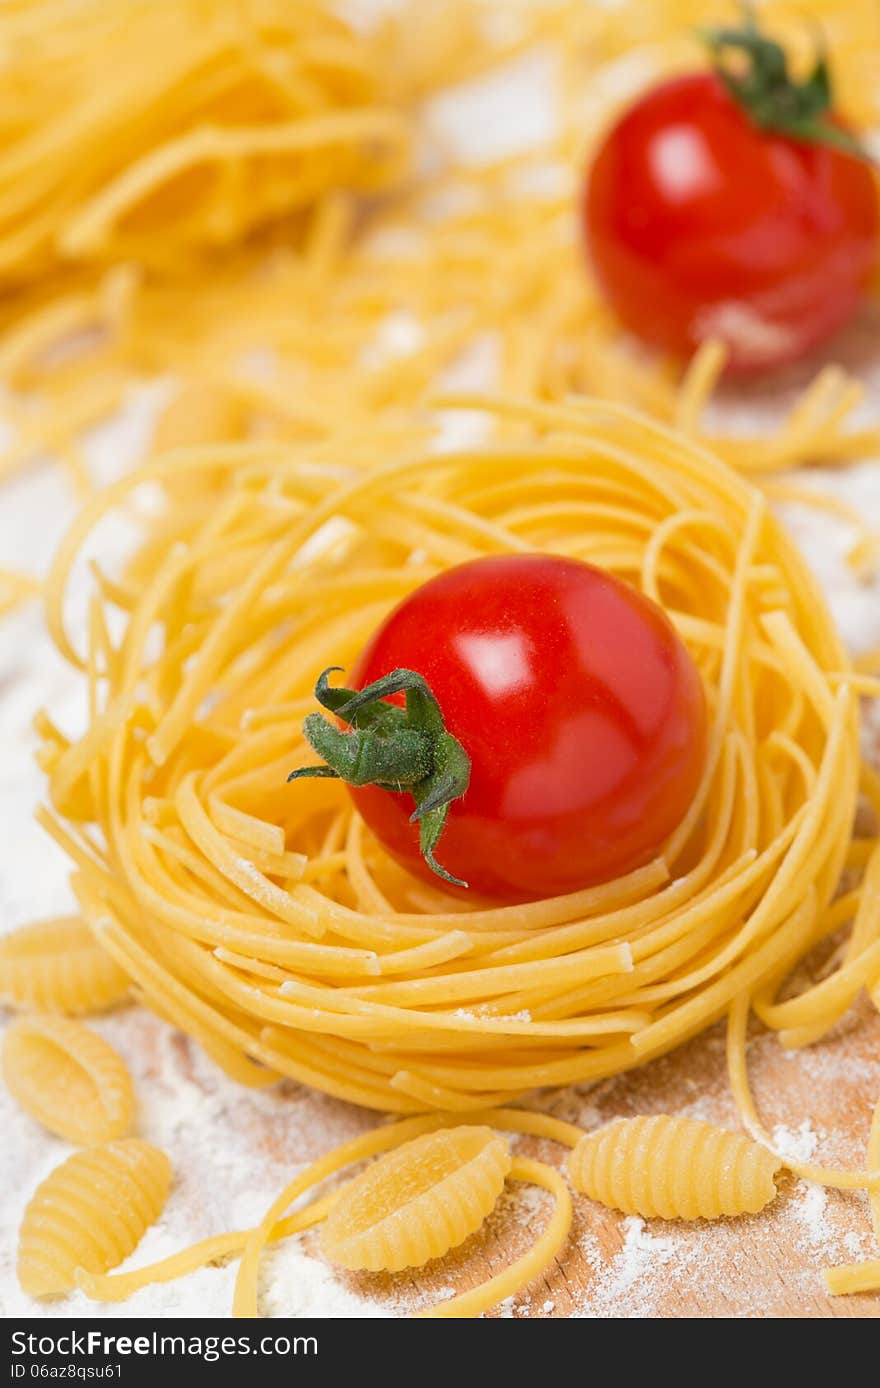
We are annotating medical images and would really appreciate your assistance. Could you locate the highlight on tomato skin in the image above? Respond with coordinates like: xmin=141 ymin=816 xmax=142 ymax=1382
xmin=582 ymin=51 xmax=878 ymax=373
xmin=293 ymin=553 xmax=708 ymax=905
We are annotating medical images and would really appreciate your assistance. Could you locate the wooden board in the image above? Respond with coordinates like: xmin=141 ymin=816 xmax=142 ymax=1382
xmin=139 ymin=994 xmax=880 ymax=1319
xmin=3 ymin=881 xmax=880 ymax=1321
xmin=292 ymin=1001 xmax=880 ymax=1318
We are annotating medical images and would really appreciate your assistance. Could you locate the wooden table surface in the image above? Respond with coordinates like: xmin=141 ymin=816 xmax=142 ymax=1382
xmin=288 ymin=997 xmax=880 ymax=1318
xmin=3 ymin=921 xmax=880 ymax=1321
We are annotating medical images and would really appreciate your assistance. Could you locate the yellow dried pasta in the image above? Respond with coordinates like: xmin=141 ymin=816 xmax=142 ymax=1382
xmin=568 ymin=1116 xmax=782 ymax=1221
xmin=0 ymin=918 xmax=130 ymax=1016
xmin=0 ymin=0 xmax=409 ymax=290
xmin=0 ymin=566 xmax=40 ymax=617
xmin=18 ymin=1139 xmax=172 ymax=1298
xmin=320 ymin=1125 xmax=511 ymax=1272
xmin=76 ymin=1108 xmax=581 ymax=1313
xmin=2 ymin=1015 xmax=134 ymax=1145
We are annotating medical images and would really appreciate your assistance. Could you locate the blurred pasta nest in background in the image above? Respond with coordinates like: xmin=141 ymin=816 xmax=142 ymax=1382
xmin=36 ymin=401 xmax=879 ymax=1112
xmin=0 ymin=0 xmax=410 ymax=286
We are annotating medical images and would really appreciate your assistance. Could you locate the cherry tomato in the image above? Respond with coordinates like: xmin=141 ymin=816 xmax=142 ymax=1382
xmin=584 ymin=72 xmax=878 ymax=372
xmin=346 ymin=554 xmax=706 ymax=903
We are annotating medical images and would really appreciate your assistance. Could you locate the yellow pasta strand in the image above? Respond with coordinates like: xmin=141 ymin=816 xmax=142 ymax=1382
xmin=823 ymin=1092 xmax=880 ymax=1295
xmin=231 ymin=1111 xmax=572 ymax=1318
xmin=18 ymin=1139 xmax=171 ymax=1297
xmin=0 ymin=567 xmax=40 ymax=617
xmin=726 ymin=992 xmax=880 ymax=1191
xmin=2 ymin=1014 xmax=134 ymax=1145
xmin=0 ymin=918 xmax=130 ymax=1015
xmin=75 ymin=1190 xmax=338 ymax=1304
xmin=232 ymin=1113 xmax=453 ymax=1318
xmin=320 ymin=1125 xmax=511 ymax=1272
xmin=568 ymin=1115 xmax=782 ymax=1220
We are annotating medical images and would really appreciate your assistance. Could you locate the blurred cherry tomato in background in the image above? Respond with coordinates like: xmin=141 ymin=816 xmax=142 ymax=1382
xmin=584 ymin=61 xmax=878 ymax=372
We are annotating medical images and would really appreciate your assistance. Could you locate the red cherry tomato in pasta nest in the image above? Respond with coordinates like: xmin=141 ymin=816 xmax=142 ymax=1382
xmin=343 ymin=554 xmax=706 ymax=904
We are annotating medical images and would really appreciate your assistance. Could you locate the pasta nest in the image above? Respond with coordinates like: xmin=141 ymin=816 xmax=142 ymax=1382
xmin=0 ymin=0 xmax=408 ymax=288
xmin=40 ymin=398 xmax=870 ymax=1113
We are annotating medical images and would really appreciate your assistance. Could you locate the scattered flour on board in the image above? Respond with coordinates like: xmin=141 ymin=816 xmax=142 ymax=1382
xmin=769 ymin=1121 xmax=835 ymax=1257
xmin=260 ymin=1243 xmax=391 ymax=1319
xmin=771 ymin=1120 xmax=820 ymax=1165
xmin=577 ymin=1217 xmax=680 ymax=1319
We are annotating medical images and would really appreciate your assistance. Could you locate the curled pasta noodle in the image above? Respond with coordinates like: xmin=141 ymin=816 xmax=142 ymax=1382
xmin=320 ymin=1126 xmax=511 ymax=1272
xmin=726 ymin=992 xmax=880 ymax=1191
xmin=2 ymin=1015 xmax=134 ymax=1145
xmin=18 ymin=1139 xmax=172 ymax=1297
xmin=568 ymin=1115 xmax=782 ymax=1220
xmin=0 ymin=918 xmax=130 ymax=1016
xmin=232 ymin=1114 xmax=454 ymax=1318
xmin=75 ymin=1192 xmax=338 ymax=1304
xmin=37 ymin=400 xmax=871 ymax=1119
xmin=0 ymin=566 xmax=40 ymax=617
xmin=238 ymin=1108 xmax=577 ymax=1318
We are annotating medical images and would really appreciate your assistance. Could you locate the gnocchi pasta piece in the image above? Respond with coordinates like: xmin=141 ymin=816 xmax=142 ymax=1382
xmin=568 ymin=1115 xmax=781 ymax=1220
xmin=3 ymin=1014 xmax=134 ymax=1144
xmin=321 ymin=1125 xmax=511 ymax=1272
xmin=18 ymin=1139 xmax=172 ymax=1297
xmin=0 ymin=918 xmax=129 ymax=1015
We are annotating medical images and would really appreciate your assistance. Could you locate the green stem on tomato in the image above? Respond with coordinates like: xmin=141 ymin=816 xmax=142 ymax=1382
xmin=288 ymin=667 xmax=471 ymax=888
xmin=700 ymin=5 xmax=870 ymax=160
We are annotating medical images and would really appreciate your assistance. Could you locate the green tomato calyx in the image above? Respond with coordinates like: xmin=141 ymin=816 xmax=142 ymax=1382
xmin=288 ymin=666 xmax=471 ymax=888
xmin=701 ymin=6 xmax=869 ymax=159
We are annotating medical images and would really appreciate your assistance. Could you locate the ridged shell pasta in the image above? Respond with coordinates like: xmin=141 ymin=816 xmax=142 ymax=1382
xmin=0 ymin=918 xmax=129 ymax=1015
xmin=2 ymin=1015 xmax=134 ymax=1145
xmin=320 ymin=1125 xmax=511 ymax=1272
xmin=568 ymin=1116 xmax=782 ymax=1221
xmin=18 ymin=1139 xmax=172 ymax=1297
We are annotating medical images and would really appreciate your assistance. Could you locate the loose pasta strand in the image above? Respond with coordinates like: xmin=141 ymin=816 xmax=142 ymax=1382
xmin=823 ymin=1092 xmax=880 ymax=1295
xmin=413 ymin=1157 xmax=572 ymax=1319
xmin=726 ymin=994 xmax=880 ymax=1190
